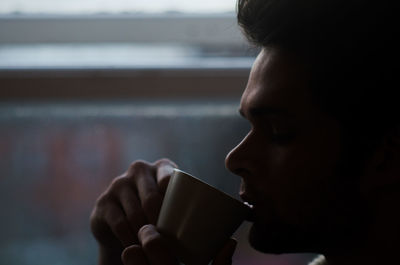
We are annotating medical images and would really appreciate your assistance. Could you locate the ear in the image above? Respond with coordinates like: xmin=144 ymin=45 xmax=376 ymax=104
xmin=360 ymin=126 xmax=400 ymax=197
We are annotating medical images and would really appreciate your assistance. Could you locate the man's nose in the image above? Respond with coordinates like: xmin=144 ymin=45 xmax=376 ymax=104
xmin=225 ymin=133 xmax=251 ymax=176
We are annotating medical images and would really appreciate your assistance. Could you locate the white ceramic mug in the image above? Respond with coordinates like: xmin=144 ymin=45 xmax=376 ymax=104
xmin=157 ymin=169 xmax=250 ymax=265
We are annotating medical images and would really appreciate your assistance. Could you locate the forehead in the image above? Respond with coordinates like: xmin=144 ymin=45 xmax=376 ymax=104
xmin=240 ymin=48 xmax=312 ymax=116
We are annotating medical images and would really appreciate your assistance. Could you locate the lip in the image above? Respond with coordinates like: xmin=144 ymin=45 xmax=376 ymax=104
xmin=239 ymin=192 xmax=255 ymax=206
xmin=239 ymin=192 xmax=256 ymax=222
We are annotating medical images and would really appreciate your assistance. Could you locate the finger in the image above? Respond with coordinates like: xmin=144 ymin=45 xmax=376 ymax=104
xmin=129 ymin=161 xmax=163 ymax=225
xmin=154 ymin=159 xmax=178 ymax=193
xmin=138 ymin=224 xmax=179 ymax=265
xmin=90 ymin=206 xmax=122 ymax=249
xmin=122 ymin=245 xmax=149 ymax=265
xmin=211 ymin=238 xmax=237 ymax=265
xmin=118 ymin=184 xmax=147 ymax=243
xmin=104 ymin=202 xmax=136 ymax=247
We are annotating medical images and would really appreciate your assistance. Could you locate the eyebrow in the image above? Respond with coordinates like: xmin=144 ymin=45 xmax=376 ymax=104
xmin=239 ymin=106 xmax=293 ymax=119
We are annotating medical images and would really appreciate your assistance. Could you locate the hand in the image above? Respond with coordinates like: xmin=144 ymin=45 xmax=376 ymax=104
xmin=121 ymin=225 xmax=237 ymax=265
xmin=90 ymin=159 xmax=177 ymax=265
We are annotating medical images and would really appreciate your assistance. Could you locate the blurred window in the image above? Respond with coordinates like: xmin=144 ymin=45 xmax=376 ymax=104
xmin=0 ymin=0 xmax=256 ymax=70
xmin=0 ymin=2 xmax=313 ymax=265
xmin=0 ymin=0 xmax=235 ymax=14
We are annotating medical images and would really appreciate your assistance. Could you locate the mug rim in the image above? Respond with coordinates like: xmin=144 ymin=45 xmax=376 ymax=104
xmin=172 ymin=168 xmax=249 ymax=211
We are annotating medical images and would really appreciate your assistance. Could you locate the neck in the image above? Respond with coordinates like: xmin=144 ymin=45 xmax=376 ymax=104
xmin=325 ymin=190 xmax=400 ymax=265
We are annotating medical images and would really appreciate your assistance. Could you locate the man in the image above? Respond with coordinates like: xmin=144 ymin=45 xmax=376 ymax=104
xmin=90 ymin=0 xmax=400 ymax=264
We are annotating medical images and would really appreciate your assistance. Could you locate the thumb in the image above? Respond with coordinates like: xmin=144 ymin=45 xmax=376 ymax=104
xmin=212 ymin=238 xmax=237 ymax=265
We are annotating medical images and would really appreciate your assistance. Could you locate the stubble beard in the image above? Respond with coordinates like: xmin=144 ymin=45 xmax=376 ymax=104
xmin=247 ymin=154 xmax=370 ymax=255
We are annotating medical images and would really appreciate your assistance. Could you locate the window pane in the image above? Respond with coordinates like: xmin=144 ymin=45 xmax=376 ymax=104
xmin=0 ymin=0 xmax=236 ymax=15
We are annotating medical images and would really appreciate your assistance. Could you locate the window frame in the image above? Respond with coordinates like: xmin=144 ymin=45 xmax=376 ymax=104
xmin=0 ymin=14 xmax=253 ymax=100
xmin=0 ymin=13 xmax=245 ymax=45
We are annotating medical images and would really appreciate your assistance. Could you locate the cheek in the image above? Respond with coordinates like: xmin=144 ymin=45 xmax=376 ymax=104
xmin=263 ymin=136 xmax=344 ymax=224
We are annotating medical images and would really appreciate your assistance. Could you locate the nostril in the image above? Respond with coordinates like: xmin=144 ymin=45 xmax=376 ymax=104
xmin=225 ymin=153 xmax=239 ymax=174
xmin=233 ymin=167 xmax=249 ymax=177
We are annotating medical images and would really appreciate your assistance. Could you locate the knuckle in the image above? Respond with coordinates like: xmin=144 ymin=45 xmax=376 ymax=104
xmin=128 ymin=160 xmax=152 ymax=174
xmin=93 ymin=175 xmax=127 ymax=208
xmin=90 ymin=194 xmax=114 ymax=226
xmin=155 ymin=158 xmax=177 ymax=168
xmin=110 ymin=175 xmax=129 ymax=190
xmin=95 ymin=190 xmax=114 ymax=207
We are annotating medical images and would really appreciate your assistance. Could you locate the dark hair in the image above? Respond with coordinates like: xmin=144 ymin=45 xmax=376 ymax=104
xmin=237 ymin=0 xmax=399 ymax=159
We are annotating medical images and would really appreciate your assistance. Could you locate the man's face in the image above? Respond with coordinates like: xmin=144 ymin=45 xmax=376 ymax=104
xmin=226 ymin=48 xmax=364 ymax=254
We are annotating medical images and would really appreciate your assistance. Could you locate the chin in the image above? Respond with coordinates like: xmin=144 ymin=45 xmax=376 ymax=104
xmin=248 ymin=214 xmax=367 ymax=255
xmin=248 ymin=222 xmax=290 ymax=254
xmin=248 ymin=221 xmax=325 ymax=254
